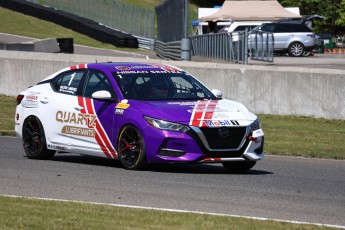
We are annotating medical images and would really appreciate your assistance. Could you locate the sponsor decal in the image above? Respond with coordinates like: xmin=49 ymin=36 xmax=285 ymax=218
xmin=22 ymin=100 xmax=38 ymax=108
xmin=116 ymin=103 xmax=130 ymax=109
xmin=61 ymin=126 xmax=95 ymax=137
xmin=151 ymin=64 xmax=182 ymax=72
xmin=47 ymin=144 xmax=66 ymax=151
xmin=203 ymin=120 xmax=240 ymax=127
xmin=59 ymin=85 xmax=77 ymax=94
xmin=116 ymin=66 xmax=131 ymax=70
xmin=56 ymin=111 xmax=96 ymax=127
xmin=22 ymin=94 xmax=39 ymax=108
xmin=26 ymin=95 xmax=38 ymax=101
xmin=117 ymin=70 xmax=149 ymax=74
xmin=115 ymin=109 xmax=125 ymax=115
xmin=168 ymin=102 xmax=197 ymax=106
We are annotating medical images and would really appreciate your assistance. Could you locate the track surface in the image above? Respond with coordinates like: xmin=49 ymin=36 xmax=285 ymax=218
xmin=0 ymin=136 xmax=344 ymax=226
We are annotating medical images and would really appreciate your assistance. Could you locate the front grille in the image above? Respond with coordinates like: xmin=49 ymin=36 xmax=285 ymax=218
xmin=200 ymin=127 xmax=247 ymax=149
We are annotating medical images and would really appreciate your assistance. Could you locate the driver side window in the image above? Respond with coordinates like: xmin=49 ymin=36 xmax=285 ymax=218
xmin=83 ymin=70 xmax=114 ymax=98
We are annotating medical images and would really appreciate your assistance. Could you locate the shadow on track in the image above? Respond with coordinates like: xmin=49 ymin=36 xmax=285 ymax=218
xmin=48 ymin=154 xmax=273 ymax=175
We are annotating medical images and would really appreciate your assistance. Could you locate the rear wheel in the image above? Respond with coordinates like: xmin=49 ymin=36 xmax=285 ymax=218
xmin=117 ymin=125 xmax=146 ymax=170
xmin=288 ymin=42 xmax=305 ymax=57
xmin=22 ymin=116 xmax=55 ymax=159
xmin=222 ymin=161 xmax=256 ymax=173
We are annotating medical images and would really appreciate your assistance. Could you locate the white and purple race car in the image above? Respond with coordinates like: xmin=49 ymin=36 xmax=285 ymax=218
xmin=15 ymin=62 xmax=264 ymax=172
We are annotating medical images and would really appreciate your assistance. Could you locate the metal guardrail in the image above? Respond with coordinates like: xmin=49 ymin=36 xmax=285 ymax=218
xmin=249 ymin=31 xmax=274 ymax=62
xmin=190 ymin=29 xmax=274 ymax=64
xmin=155 ymin=40 xmax=181 ymax=60
xmin=25 ymin=0 xmax=155 ymax=40
xmin=191 ymin=30 xmax=249 ymax=64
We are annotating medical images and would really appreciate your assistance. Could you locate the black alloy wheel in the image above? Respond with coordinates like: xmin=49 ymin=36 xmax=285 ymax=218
xmin=117 ymin=125 xmax=146 ymax=170
xmin=22 ymin=116 xmax=55 ymax=159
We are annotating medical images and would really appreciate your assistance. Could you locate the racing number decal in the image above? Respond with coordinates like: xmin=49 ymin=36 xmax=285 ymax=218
xmin=78 ymin=96 xmax=118 ymax=159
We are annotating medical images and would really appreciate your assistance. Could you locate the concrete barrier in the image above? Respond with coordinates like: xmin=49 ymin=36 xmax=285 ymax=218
xmin=0 ymin=50 xmax=344 ymax=120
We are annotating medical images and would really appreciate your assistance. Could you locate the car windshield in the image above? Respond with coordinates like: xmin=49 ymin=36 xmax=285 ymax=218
xmin=113 ymin=72 xmax=217 ymax=101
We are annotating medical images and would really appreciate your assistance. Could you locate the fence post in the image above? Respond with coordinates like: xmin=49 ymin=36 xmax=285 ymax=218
xmin=181 ymin=38 xmax=191 ymax=61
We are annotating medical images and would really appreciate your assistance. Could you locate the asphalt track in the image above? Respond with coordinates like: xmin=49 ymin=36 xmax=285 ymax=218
xmin=1 ymin=136 xmax=344 ymax=227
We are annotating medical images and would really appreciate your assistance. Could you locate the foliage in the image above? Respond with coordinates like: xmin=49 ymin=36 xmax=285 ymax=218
xmin=278 ymin=0 xmax=345 ymax=35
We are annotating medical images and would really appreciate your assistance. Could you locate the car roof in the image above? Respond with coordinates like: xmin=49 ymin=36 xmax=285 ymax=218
xmin=87 ymin=62 xmax=183 ymax=73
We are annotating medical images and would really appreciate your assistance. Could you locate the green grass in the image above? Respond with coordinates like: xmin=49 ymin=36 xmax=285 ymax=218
xmin=0 ymin=94 xmax=16 ymax=136
xmin=0 ymin=7 xmax=139 ymax=51
xmin=0 ymin=196 xmax=336 ymax=230
xmin=259 ymin=114 xmax=345 ymax=159
xmin=2 ymin=94 xmax=344 ymax=159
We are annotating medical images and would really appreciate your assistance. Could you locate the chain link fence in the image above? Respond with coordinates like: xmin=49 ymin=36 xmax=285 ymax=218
xmin=25 ymin=0 xmax=154 ymax=39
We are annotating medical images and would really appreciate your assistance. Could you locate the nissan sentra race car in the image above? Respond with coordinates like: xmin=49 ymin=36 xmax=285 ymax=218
xmin=15 ymin=62 xmax=264 ymax=172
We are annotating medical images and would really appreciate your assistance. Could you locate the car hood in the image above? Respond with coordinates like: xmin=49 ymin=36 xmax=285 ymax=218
xmin=130 ymin=99 xmax=256 ymax=127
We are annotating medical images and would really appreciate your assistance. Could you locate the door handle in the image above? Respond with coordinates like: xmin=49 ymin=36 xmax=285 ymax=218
xmin=40 ymin=97 xmax=49 ymax=104
xmin=74 ymin=106 xmax=84 ymax=111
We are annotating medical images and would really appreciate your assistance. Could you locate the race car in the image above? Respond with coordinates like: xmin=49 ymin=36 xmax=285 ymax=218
xmin=15 ymin=62 xmax=264 ymax=172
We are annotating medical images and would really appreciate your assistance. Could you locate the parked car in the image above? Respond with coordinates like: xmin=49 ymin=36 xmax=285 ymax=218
xmin=218 ymin=21 xmax=269 ymax=33
xmin=250 ymin=22 xmax=316 ymax=57
xmin=15 ymin=62 xmax=264 ymax=172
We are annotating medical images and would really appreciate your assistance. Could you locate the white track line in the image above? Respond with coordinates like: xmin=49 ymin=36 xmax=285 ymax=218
xmin=2 ymin=194 xmax=345 ymax=229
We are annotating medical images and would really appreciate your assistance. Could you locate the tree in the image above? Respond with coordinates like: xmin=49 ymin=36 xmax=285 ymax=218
xmin=279 ymin=0 xmax=345 ymax=34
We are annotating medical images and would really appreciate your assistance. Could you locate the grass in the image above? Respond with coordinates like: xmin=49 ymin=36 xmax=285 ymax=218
xmin=0 ymin=94 xmax=16 ymax=136
xmin=0 ymin=196 xmax=336 ymax=230
xmin=0 ymin=7 xmax=139 ymax=51
xmin=2 ymin=94 xmax=345 ymax=159
xmin=259 ymin=114 xmax=345 ymax=160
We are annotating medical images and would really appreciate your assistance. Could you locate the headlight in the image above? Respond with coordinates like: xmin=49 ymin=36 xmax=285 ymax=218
xmin=251 ymin=118 xmax=261 ymax=131
xmin=144 ymin=116 xmax=190 ymax=133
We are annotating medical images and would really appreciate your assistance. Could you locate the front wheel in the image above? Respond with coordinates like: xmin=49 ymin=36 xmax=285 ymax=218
xmin=288 ymin=42 xmax=305 ymax=57
xmin=22 ymin=116 xmax=55 ymax=159
xmin=222 ymin=161 xmax=256 ymax=173
xmin=117 ymin=125 xmax=146 ymax=170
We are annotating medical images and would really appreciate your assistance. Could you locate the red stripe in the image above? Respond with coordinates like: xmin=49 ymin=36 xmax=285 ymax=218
xmin=78 ymin=96 xmax=112 ymax=158
xmin=85 ymin=98 xmax=117 ymax=159
xmin=201 ymin=100 xmax=218 ymax=127
xmin=203 ymin=157 xmax=221 ymax=162
xmin=190 ymin=100 xmax=208 ymax=126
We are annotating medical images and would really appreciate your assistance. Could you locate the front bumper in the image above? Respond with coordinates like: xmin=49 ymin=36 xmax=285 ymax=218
xmin=144 ymin=126 xmax=264 ymax=163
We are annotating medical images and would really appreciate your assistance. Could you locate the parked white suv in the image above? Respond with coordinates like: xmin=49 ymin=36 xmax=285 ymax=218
xmin=251 ymin=23 xmax=316 ymax=57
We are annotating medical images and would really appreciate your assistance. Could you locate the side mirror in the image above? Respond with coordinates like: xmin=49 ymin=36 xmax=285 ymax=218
xmin=92 ymin=90 xmax=112 ymax=100
xmin=212 ymin=89 xmax=222 ymax=99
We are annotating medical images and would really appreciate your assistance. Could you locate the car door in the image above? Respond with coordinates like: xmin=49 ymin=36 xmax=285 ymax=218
xmin=42 ymin=69 xmax=89 ymax=152
xmin=79 ymin=69 xmax=118 ymax=159
xmin=272 ymin=24 xmax=291 ymax=49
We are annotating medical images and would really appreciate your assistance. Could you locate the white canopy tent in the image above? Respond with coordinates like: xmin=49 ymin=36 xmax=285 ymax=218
xmin=199 ymin=0 xmax=301 ymax=22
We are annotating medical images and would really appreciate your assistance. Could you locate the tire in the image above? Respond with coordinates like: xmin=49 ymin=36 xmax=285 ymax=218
xmin=288 ymin=42 xmax=305 ymax=57
xmin=222 ymin=161 xmax=256 ymax=173
xmin=22 ymin=116 xmax=55 ymax=159
xmin=117 ymin=125 xmax=146 ymax=170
